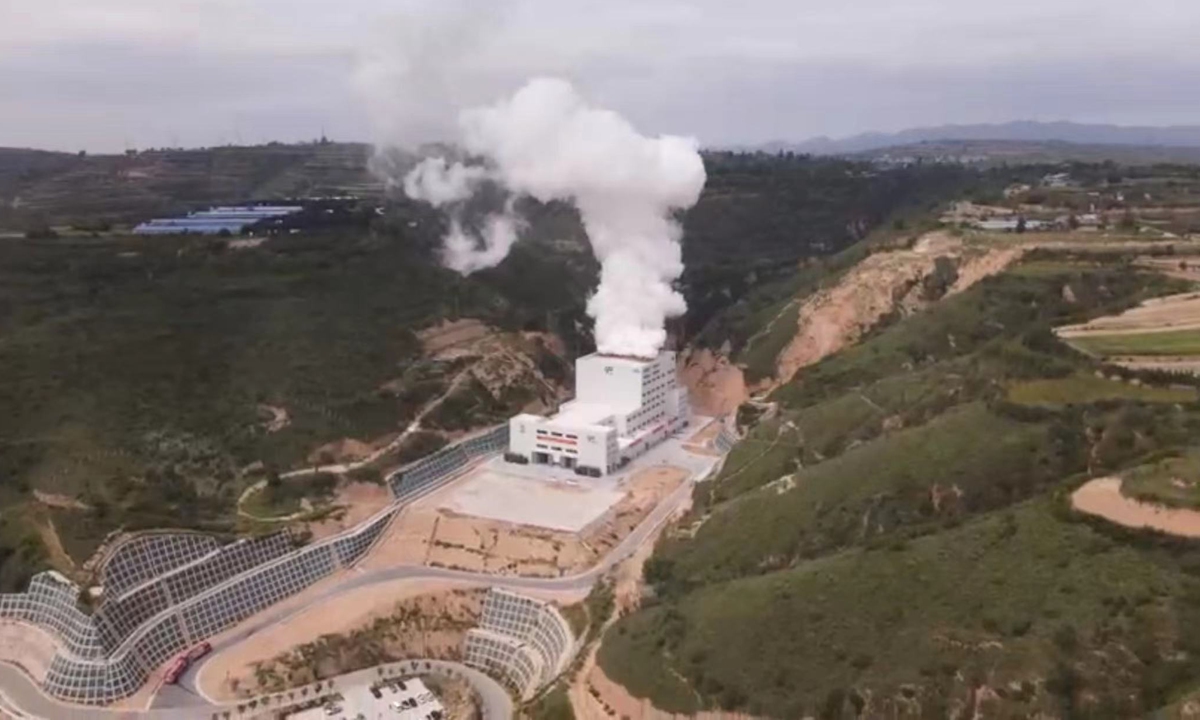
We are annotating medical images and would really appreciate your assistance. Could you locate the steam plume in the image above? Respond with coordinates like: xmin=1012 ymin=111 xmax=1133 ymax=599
xmin=402 ymin=78 xmax=706 ymax=358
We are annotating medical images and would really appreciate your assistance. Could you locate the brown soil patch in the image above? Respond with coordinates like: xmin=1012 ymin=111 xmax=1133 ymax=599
xmin=678 ymin=348 xmax=746 ymax=415
xmin=569 ymin=468 xmax=700 ymax=720
xmin=1058 ymin=292 xmax=1200 ymax=338
xmin=200 ymin=584 xmax=485 ymax=701
xmin=307 ymin=482 xmax=394 ymax=541
xmin=767 ymin=231 xmax=1025 ymax=390
xmin=32 ymin=490 xmax=88 ymax=511
xmin=1072 ymin=477 xmax=1200 ymax=537
xmin=0 ymin=620 xmax=57 ymax=682
xmin=584 ymin=467 xmax=687 ymax=562
xmin=307 ymin=438 xmax=375 ymax=465
xmin=418 ymin=319 xmax=492 ymax=356
xmin=36 ymin=516 xmax=76 ymax=572
xmin=257 ymin=404 xmax=290 ymax=433
xmin=1136 ymin=256 xmax=1200 ymax=282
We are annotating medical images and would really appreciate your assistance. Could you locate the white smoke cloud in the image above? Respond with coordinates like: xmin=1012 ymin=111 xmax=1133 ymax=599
xmin=398 ymin=77 xmax=706 ymax=358
xmin=403 ymin=156 xmax=487 ymax=205
xmin=442 ymin=203 xmax=524 ymax=274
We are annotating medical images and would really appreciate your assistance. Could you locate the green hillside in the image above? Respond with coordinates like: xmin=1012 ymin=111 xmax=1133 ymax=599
xmin=602 ymin=257 xmax=1200 ymax=718
xmin=0 ymin=149 xmax=987 ymax=590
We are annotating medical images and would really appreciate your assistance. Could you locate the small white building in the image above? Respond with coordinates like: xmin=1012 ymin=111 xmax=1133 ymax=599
xmin=507 ymin=351 xmax=689 ymax=476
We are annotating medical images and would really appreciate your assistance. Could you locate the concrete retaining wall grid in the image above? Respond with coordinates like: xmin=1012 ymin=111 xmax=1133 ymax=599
xmin=0 ymin=426 xmax=505 ymax=705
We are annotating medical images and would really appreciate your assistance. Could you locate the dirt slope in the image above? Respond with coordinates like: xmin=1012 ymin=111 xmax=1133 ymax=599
xmin=770 ymin=231 xmax=1023 ymax=389
xmin=678 ymin=348 xmax=747 ymax=416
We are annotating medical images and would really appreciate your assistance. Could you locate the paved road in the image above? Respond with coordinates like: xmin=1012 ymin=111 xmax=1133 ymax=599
xmin=0 ymin=659 xmax=510 ymax=720
xmin=179 ymin=464 xmax=699 ymax=703
xmin=0 ymin=434 xmax=718 ymax=720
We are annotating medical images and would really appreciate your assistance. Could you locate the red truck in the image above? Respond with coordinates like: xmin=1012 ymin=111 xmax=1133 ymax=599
xmin=163 ymin=643 xmax=211 ymax=685
xmin=186 ymin=642 xmax=212 ymax=662
xmin=163 ymin=657 xmax=189 ymax=685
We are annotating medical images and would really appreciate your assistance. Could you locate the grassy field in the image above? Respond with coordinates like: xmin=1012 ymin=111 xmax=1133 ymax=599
xmin=1007 ymin=374 xmax=1198 ymax=406
xmin=604 ymin=500 xmax=1200 ymax=718
xmin=1068 ymin=329 xmax=1200 ymax=357
xmin=1122 ymin=453 xmax=1200 ymax=510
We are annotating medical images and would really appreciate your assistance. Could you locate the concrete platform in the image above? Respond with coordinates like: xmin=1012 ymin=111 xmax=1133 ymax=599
xmin=437 ymin=460 xmax=624 ymax=532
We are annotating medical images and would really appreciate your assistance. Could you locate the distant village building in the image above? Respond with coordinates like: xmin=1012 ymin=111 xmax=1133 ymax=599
xmin=973 ymin=218 xmax=1049 ymax=232
xmin=133 ymin=205 xmax=302 ymax=235
xmin=1042 ymin=172 xmax=1074 ymax=188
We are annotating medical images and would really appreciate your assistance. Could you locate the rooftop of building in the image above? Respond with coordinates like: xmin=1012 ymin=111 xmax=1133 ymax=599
xmin=549 ymin=400 xmax=627 ymax=428
xmin=587 ymin=352 xmax=658 ymax=365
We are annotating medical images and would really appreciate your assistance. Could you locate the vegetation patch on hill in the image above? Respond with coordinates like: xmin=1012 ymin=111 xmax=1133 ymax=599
xmin=603 ymin=500 xmax=1200 ymax=718
xmin=1007 ymin=374 xmax=1198 ymax=406
xmin=602 ymin=248 xmax=1200 ymax=718
xmin=1069 ymin=328 xmax=1200 ymax=357
xmin=1122 ymin=453 xmax=1200 ymax=510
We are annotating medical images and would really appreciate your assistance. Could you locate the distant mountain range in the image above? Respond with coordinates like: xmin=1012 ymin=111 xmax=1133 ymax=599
xmin=767 ymin=121 xmax=1200 ymax=156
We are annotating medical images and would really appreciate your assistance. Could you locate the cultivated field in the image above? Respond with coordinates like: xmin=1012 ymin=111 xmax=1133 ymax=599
xmin=1006 ymin=374 xmax=1197 ymax=405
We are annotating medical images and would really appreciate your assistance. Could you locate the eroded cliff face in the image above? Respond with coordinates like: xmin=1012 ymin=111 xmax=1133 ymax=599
xmin=678 ymin=347 xmax=748 ymax=416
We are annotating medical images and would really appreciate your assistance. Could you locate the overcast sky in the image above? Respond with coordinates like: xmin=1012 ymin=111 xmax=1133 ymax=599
xmin=2 ymin=0 xmax=1199 ymax=152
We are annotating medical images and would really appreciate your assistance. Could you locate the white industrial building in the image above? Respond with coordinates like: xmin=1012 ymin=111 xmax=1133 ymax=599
xmin=507 ymin=351 xmax=689 ymax=476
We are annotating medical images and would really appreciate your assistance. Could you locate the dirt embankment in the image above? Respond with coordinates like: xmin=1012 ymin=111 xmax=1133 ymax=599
xmin=203 ymin=585 xmax=486 ymax=700
xmin=678 ymin=348 xmax=747 ymax=416
xmin=771 ymin=232 xmax=1023 ymax=389
xmin=0 ymin=620 xmax=58 ymax=683
xmin=1072 ymin=477 xmax=1200 ymax=537
xmin=307 ymin=481 xmax=393 ymax=541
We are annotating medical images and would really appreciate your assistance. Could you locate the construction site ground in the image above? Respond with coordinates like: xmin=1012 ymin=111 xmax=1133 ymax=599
xmin=363 ymin=463 xmax=689 ymax=578
xmin=307 ymin=481 xmax=394 ymax=541
xmin=199 ymin=584 xmax=486 ymax=701
xmin=439 ymin=459 xmax=625 ymax=532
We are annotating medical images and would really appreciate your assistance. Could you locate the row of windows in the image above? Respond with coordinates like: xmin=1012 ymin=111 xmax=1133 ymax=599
xmin=536 ymin=429 xmax=578 ymax=439
xmin=535 ymin=443 xmax=580 ymax=456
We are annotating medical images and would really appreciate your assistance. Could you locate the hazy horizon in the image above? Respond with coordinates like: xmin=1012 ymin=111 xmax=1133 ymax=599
xmin=3 ymin=0 xmax=1199 ymax=153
